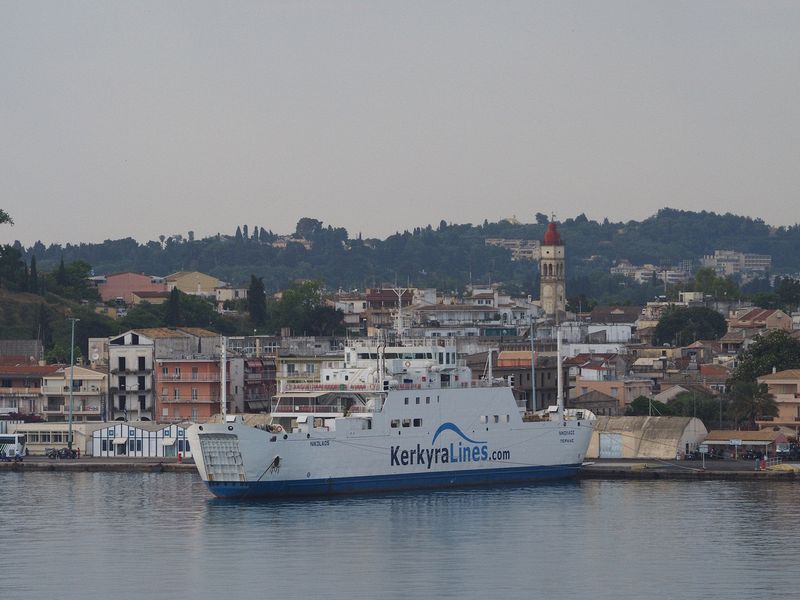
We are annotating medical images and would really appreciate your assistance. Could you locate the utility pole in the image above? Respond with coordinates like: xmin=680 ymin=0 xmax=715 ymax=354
xmin=67 ymin=317 xmax=79 ymax=451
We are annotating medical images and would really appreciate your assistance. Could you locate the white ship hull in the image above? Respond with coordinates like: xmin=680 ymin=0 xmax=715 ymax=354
xmin=187 ymin=386 xmax=593 ymax=499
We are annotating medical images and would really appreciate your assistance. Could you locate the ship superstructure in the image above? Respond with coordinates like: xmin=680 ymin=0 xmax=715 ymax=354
xmin=187 ymin=338 xmax=593 ymax=498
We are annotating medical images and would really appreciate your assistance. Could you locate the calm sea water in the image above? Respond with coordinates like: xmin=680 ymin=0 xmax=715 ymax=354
xmin=2 ymin=472 xmax=798 ymax=600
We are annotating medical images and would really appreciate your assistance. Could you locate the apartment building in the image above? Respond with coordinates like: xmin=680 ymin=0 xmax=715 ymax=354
xmin=156 ymin=358 xmax=230 ymax=423
xmin=40 ymin=366 xmax=107 ymax=422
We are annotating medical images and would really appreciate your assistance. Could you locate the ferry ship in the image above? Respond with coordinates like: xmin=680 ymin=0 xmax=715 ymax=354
xmin=187 ymin=338 xmax=594 ymax=499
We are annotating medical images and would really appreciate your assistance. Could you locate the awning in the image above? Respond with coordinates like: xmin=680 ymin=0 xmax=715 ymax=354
xmin=162 ymin=437 xmax=176 ymax=446
xmin=703 ymin=440 xmax=772 ymax=446
xmin=113 ymin=437 xmax=128 ymax=445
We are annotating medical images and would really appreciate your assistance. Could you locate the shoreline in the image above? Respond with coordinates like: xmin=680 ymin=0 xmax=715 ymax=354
xmin=3 ymin=458 xmax=799 ymax=480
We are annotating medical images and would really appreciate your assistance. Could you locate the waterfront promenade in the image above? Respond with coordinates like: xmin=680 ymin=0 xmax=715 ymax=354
xmin=3 ymin=456 xmax=799 ymax=479
xmin=0 ymin=455 xmax=195 ymax=472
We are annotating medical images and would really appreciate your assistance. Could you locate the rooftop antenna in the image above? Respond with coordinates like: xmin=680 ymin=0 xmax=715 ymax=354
xmin=393 ymin=286 xmax=408 ymax=342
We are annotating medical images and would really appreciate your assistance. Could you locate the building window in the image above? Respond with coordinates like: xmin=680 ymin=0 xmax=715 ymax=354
xmin=287 ymin=364 xmax=296 ymax=374
xmin=138 ymin=356 xmax=146 ymax=371
xmin=191 ymin=367 xmax=198 ymax=380
xmin=162 ymin=367 xmax=168 ymax=377
xmin=118 ymin=357 xmax=126 ymax=371
xmin=139 ymin=396 xmax=146 ymax=410
xmin=191 ymin=388 xmax=198 ymax=401
xmin=174 ymin=367 xmax=181 ymax=377
xmin=173 ymin=388 xmax=180 ymax=400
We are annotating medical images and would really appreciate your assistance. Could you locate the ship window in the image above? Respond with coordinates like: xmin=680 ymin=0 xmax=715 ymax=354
xmin=480 ymin=415 xmax=487 ymax=424
xmin=404 ymin=397 xmax=409 ymax=405
xmin=402 ymin=419 xmax=411 ymax=427
xmin=415 ymin=397 xmax=420 ymax=404
xmin=391 ymin=419 xmax=400 ymax=428
xmin=413 ymin=418 xmax=422 ymax=427
xmin=506 ymin=415 xmax=510 ymax=422
xmin=325 ymin=375 xmax=330 ymax=381
xmin=493 ymin=415 xmax=499 ymax=423
xmin=425 ymin=397 xmax=430 ymax=404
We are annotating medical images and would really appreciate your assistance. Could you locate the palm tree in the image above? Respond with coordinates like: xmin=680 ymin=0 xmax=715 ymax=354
xmin=727 ymin=381 xmax=778 ymax=429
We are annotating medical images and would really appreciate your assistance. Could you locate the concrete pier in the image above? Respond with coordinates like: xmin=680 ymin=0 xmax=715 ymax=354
xmin=0 ymin=457 xmax=196 ymax=473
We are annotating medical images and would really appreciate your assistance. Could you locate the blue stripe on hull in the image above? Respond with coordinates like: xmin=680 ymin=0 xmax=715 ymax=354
xmin=206 ymin=464 xmax=582 ymax=499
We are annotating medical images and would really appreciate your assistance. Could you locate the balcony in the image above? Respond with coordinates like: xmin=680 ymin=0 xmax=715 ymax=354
xmin=41 ymin=385 xmax=103 ymax=395
xmin=158 ymin=374 xmax=229 ymax=383
xmin=109 ymin=386 xmax=152 ymax=394
xmin=0 ymin=387 xmax=41 ymax=397
xmin=159 ymin=395 xmax=230 ymax=404
xmin=42 ymin=405 xmax=102 ymax=416
xmin=110 ymin=368 xmax=149 ymax=375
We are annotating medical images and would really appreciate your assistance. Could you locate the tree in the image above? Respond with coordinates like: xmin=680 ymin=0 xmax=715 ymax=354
xmin=535 ymin=212 xmax=549 ymax=225
xmin=269 ymin=281 xmax=342 ymax=336
xmin=295 ymin=217 xmax=322 ymax=239
xmin=727 ymin=380 xmax=777 ymax=429
xmin=655 ymin=306 xmax=727 ymax=346
xmin=0 ymin=208 xmax=12 ymax=225
xmin=626 ymin=396 xmax=670 ymax=416
xmin=164 ymin=288 xmax=183 ymax=326
xmin=247 ymin=275 xmax=267 ymax=325
xmin=235 ymin=226 xmax=243 ymax=242
xmin=56 ymin=256 xmax=67 ymax=286
xmin=29 ymin=256 xmax=38 ymax=293
xmin=730 ymin=329 xmax=800 ymax=383
xmin=667 ymin=391 xmax=723 ymax=429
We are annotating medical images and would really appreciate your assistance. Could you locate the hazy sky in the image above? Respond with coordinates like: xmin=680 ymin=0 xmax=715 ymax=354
xmin=2 ymin=1 xmax=799 ymax=246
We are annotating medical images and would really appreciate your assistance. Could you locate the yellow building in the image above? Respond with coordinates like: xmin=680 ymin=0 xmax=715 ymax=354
xmin=165 ymin=271 xmax=221 ymax=297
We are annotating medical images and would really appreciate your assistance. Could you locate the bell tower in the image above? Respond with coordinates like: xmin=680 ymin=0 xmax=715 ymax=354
xmin=540 ymin=221 xmax=566 ymax=319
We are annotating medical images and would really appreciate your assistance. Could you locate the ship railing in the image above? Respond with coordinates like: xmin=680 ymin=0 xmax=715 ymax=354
xmin=272 ymin=405 xmax=342 ymax=413
xmin=283 ymin=383 xmax=379 ymax=392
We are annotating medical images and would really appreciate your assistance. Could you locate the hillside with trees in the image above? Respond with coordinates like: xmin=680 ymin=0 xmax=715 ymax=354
xmin=8 ymin=209 xmax=800 ymax=305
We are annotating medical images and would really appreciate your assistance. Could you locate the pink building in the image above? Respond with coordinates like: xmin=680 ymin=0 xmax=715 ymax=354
xmin=97 ymin=272 xmax=166 ymax=304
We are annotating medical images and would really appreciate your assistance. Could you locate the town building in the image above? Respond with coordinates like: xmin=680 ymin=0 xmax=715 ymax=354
xmin=164 ymin=271 xmax=222 ymax=297
xmin=484 ymin=238 xmax=541 ymax=261
xmin=95 ymin=272 xmax=166 ymax=304
xmin=40 ymin=366 xmax=107 ymax=422
xmin=107 ymin=328 xmax=221 ymax=421
xmin=0 ymin=364 xmax=55 ymax=416
xmin=91 ymin=422 xmax=193 ymax=458
xmin=156 ymin=357 xmax=230 ymax=423
xmin=701 ymin=250 xmax=772 ymax=277
xmin=756 ymin=369 xmax=800 ymax=431
xmin=588 ymin=416 xmax=707 ymax=459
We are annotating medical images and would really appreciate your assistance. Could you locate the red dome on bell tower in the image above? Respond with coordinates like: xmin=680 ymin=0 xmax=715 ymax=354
xmin=542 ymin=222 xmax=562 ymax=246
